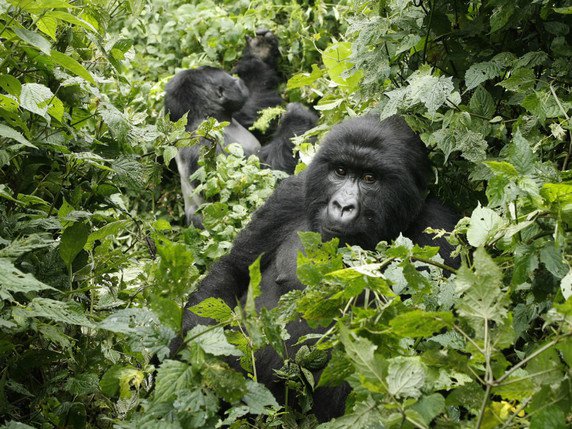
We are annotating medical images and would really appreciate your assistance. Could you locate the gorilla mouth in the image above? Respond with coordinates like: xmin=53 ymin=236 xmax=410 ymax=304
xmin=320 ymin=225 xmax=370 ymax=248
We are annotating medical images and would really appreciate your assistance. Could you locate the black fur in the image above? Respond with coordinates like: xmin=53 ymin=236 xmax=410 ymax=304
xmin=259 ymin=102 xmax=318 ymax=174
xmin=233 ymin=30 xmax=283 ymax=140
xmin=177 ymin=115 xmax=459 ymax=420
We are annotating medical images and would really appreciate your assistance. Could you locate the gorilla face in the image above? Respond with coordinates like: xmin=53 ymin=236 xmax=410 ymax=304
xmin=207 ymin=68 xmax=250 ymax=114
xmin=304 ymin=115 xmax=430 ymax=249
xmin=164 ymin=66 xmax=249 ymax=129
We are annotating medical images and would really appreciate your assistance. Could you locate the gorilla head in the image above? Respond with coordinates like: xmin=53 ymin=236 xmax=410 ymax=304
xmin=305 ymin=115 xmax=431 ymax=249
xmin=165 ymin=66 xmax=250 ymax=131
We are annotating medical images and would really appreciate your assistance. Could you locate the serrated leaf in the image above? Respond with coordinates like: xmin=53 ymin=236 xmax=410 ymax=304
xmin=465 ymin=61 xmax=502 ymax=90
xmin=316 ymin=396 xmax=383 ymax=429
xmin=185 ymin=325 xmax=242 ymax=356
xmin=0 ymin=124 xmax=35 ymax=148
xmin=59 ymin=222 xmax=89 ymax=267
xmin=50 ymin=50 xmax=95 ymax=84
xmin=466 ymin=203 xmax=504 ymax=247
xmin=13 ymin=28 xmax=51 ymax=55
xmin=243 ymin=380 xmax=279 ymax=415
xmin=0 ymin=258 xmax=57 ymax=299
xmin=99 ymin=102 xmax=130 ymax=143
xmin=386 ymin=356 xmax=425 ymax=398
xmin=203 ymin=363 xmax=247 ymax=403
xmin=20 ymin=83 xmax=53 ymax=117
xmin=469 ymin=86 xmax=495 ymax=119
xmin=154 ymin=360 xmax=193 ymax=402
xmin=455 ymin=247 xmax=507 ymax=324
xmin=389 ymin=310 xmax=454 ymax=338
xmin=497 ymin=68 xmax=536 ymax=92
xmin=24 ymin=297 xmax=95 ymax=327
xmin=339 ymin=325 xmax=385 ymax=391
xmin=189 ymin=297 xmax=233 ymax=322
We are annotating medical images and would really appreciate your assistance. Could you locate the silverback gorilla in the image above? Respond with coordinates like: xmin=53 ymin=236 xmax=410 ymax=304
xmin=177 ymin=115 xmax=459 ymax=420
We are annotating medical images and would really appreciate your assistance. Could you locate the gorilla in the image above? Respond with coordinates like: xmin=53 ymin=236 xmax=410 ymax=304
xmin=177 ymin=115 xmax=459 ymax=420
xmin=165 ymin=66 xmax=261 ymax=226
xmin=233 ymin=29 xmax=283 ymax=141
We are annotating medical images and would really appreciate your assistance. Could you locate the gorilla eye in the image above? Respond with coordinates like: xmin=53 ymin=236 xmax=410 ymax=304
xmin=334 ymin=166 xmax=347 ymax=177
xmin=362 ymin=173 xmax=376 ymax=184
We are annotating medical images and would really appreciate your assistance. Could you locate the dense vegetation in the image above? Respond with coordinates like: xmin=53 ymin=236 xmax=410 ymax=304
xmin=0 ymin=0 xmax=571 ymax=428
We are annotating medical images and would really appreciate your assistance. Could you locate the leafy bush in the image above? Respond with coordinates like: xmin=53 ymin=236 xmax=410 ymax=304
xmin=0 ymin=0 xmax=571 ymax=428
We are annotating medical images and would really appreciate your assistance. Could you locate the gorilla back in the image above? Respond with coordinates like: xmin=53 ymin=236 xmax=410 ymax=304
xmin=179 ymin=115 xmax=459 ymax=420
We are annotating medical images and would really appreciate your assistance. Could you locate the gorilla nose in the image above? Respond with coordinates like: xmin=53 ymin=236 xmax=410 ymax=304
xmin=328 ymin=197 xmax=358 ymax=224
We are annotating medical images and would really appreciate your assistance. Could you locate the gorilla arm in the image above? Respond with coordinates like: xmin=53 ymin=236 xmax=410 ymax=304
xmin=182 ymin=174 xmax=306 ymax=329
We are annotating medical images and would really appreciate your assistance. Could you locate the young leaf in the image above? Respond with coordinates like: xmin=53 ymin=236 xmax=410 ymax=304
xmin=386 ymin=356 xmax=425 ymax=398
xmin=189 ymin=297 xmax=233 ymax=322
xmin=185 ymin=325 xmax=242 ymax=356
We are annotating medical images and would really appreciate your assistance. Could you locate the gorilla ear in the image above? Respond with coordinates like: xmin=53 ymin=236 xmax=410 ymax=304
xmin=216 ymin=86 xmax=225 ymax=99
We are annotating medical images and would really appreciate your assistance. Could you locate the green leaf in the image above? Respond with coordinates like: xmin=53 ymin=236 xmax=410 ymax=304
xmin=50 ymin=50 xmax=95 ymax=84
xmin=455 ymin=247 xmax=507 ymax=325
xmin=24 ymin=298 xmax=95 ymax=327
xmin=150 ymin=296 xmax=182 ymax=332
xmin=530 ymin=405 xmax=567 ymax=429
xmin=322 ymin=41 xmax=363 ymax=89
xmin=0 ymin=258 xmax=57 ymax=300
xmin=0 ymin=94 xmax=19 ymax=112
xmin=410 ymin=393 xmax=446 ymax=426
xmin=484 ymin=161 xmax=519 ymax=177
xmin=13 ymin=28 xmax=51 ymax=55
xmin=286 ymin=64 xmax=324 ymax=90
xmin=339 ymin=325 xmax=386 ymax=392
xmin=59 ymin=222 xmax=90 ymax=267
xmin=560 ymin=269 xmax=572 ymax=300
xmin=469 ymin=86 xmax=495 ymax=119
xmin=20 ymin=83 xmax=54 ymax=118
xmin=497 ymin=68 xmax=536 ymax=92
xmin=114 ymin=366 xmax=144 ymax=399
xmin=36 ymin=16 xmax=58 ymax=40
xmin=389 ymin=310 xmax=454 ymax=338
xmin=0 ymin=124 xmax=35 ymax=148
xmin=466 ymin=203 xmax=504 ymax=247
xmin=245 ymin=255 xmax=262 ymax=315
xmin=0 ymin=75 xmax=22 ymax=97
xmin=243 ymin=380 xmax=279 ymax=415
xmin=203 ymin=363 xmax=247 ymax=403
xmin=386 ymin=356 xmax=425 ymax=398
xmin=189 ymin=297 xmax=233 ymax=322
xmin=490 ymin=3 xmax=516 ymax=32
xmin=465 ymin=61 xmax=502 ymax=90
xmin=85 ymin=220 xmax=129 ymax=251
xmin=44 ymin=11 xmax=97 ymax=33
xmin=185 ymin=325 xmax=242 ymax=356
xmin=154 ymin=359 xmax=193 ymax=403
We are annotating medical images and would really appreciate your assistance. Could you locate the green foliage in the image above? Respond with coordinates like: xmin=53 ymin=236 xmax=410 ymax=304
xmin=0 ymin=0 xmax=571 ymax=427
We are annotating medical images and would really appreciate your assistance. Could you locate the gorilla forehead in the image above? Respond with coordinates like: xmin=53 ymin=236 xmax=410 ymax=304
xmin=317 ymin=115 xmax=428 ymax=174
